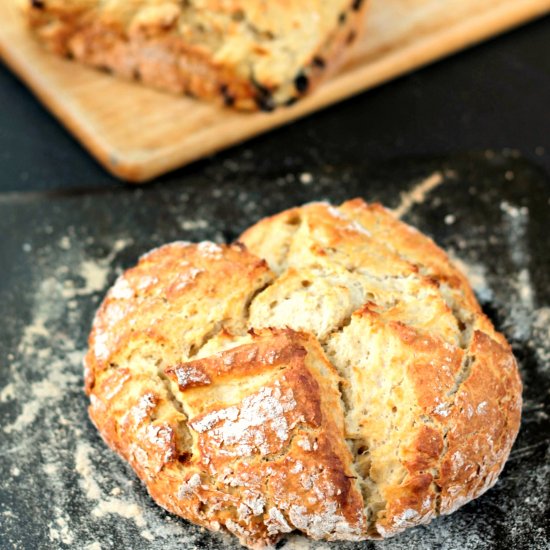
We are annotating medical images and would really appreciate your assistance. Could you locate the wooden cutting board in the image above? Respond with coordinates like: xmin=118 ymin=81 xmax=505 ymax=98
xmin=0 ymin=0 xmax=548 ymax=182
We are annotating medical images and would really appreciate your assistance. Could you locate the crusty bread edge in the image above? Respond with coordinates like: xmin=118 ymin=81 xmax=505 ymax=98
xmin=21 ymin=0 xmax=369 ymax=111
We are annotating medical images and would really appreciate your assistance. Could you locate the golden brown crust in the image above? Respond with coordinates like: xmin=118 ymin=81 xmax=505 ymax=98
xmin=85 ymin=241 xmax=273 ymax=393
xmin=239 ymin=199 xmax=522 ymax=537
xmin=437 ymin=330 xmax=522 ymax=515
xmin=85 ymin=200 xmax=522 ymax=548
xmin=21 ymin=0 xmax=369 ymax=110
xmin=88 ymin=325 xmax=366 ymax=546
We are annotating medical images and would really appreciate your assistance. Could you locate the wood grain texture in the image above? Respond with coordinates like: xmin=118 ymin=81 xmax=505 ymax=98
xmin=0 ymin=0 xmax=549 ymax=182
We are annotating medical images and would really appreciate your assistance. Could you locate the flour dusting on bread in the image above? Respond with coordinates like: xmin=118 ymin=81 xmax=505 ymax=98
xmin=83 ymin=199 xmax=522 ymax=548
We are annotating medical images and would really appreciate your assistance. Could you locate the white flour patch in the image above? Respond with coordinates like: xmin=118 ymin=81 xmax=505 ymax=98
xmin=509 ymin=268 xmax=535 ymax=342
xmin=3 ymin=275 xmax=83 ymax=434
xmin=77 ymin=260 xmax=111 ymax=295
xmin=0 ymin=382 xmax=15 ymax=402
xmin=280 ymin=535 xmax=329 ymax=549
xmin=75 ymin=442 xmax=103 ymax=501
xmin=446 ymin=252 xmax=493 ymax=303
xmin=68 ymin=239 xmax=130 ymax=297
xmin=3 ymin=400 xmax=42 ymax=434
xmin=58 ymin=236 xmax=71 ymax=250
xmin=500 ymin=201 xmax=530 ymax=265
xmin=530 ymin=307 xmax=550 ymax=366
xmin=93 ymin=499 xmax=146 ymax=528
xmin=141 ymin=529 xmax=156 ymax=541
xmin=73 ymin=441 xmax=194 ymax=543
xmin=449 ymin=203 xmax=549 ymax=381
xmin=299 ymin=173 xmax=313 ymax=185
xmin=74 ymin=441 xmax=148 ymax=531
xmin=393 ymin=172 xmax=445 ymax=218
xmin=190 ymin=385 xmax=297 ymax=456
xmin=497 ymin=202 xmax=546 ymax=355
xmin=180 ymin=219 xmax=209 ymax=230
xmin=48 ymin=510 xmax=74 ymax=545
xmin=197 ymin=241 xmax=223 ymax=259
xmin=43 ymin=462 xmax=58 ymax=476
xmin=0 ymin=234 xmax=202 ymax=548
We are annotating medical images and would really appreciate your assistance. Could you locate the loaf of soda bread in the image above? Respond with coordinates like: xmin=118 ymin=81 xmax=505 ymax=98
xmin=20 ymin=0 xmax=369 ymax=110
xmin=84 ymin=199 xmax=522 ymax=547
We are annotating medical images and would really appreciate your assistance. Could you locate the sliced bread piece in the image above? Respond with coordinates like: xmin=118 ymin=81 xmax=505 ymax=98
xmin=21 ymin=0 xmax=369 ymax=110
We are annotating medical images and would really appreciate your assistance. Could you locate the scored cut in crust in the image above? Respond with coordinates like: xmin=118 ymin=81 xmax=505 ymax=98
xmin=85 ymin=200 xmax=522 ymax=548
xmin=20 ymin=0 xmax=369 ymax=110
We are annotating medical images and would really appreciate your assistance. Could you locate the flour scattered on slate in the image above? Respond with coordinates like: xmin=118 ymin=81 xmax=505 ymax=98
xmin=0 ymin=151 xmax=548 ymax=549
xmin=0 ymin=234 xmax=207 ymax=548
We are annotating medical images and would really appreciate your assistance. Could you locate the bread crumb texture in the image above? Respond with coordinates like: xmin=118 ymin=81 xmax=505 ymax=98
xmin=21 ymin=0 xmax=368 ymax=110
xmin=84 ymin=199 xmax=522 ymax=548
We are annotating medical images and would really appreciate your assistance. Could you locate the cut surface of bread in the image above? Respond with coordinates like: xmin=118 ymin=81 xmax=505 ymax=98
xmin=85 ymin=200 xmax=522 ymax=548
xmin=20 ymin=0 xmax=369 ymax=110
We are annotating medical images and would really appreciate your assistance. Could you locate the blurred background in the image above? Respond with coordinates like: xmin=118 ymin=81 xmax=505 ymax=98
xmin=0 ymin=16 xmax=548 ymax=191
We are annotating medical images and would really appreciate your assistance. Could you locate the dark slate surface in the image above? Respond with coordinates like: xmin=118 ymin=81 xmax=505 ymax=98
xmin=0 ymin=151 xmax=549 ymax=550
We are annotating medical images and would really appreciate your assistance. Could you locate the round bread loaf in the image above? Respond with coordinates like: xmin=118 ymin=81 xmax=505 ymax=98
xmin=85 ymin=199 xmax=522 ymax=548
